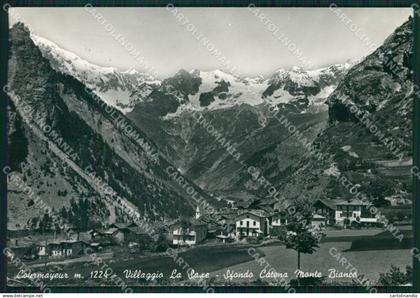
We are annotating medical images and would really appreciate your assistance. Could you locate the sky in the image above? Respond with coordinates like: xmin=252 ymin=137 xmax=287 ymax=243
xmin=9 ymin=7 xmax=412 ymax=78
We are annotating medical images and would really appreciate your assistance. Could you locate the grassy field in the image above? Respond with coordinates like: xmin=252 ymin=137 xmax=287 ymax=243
xmin=208 ymin=242 xmax=411 ymax=286
xmin=207 ymin=227 xmax=413 ymax=285
xmin=322 ymin=227 xmax=412 ymax=251
xmin=345 ymin=229 xmax=412 ymax=251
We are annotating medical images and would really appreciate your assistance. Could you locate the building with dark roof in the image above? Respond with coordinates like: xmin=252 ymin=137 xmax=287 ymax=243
xmin=124 ymin=226 xmax=153 ymax=248
xmin=334 ymin=199 xmax=377 ymax=226
xmin=313 ymin=199 xmax=336 ymax=225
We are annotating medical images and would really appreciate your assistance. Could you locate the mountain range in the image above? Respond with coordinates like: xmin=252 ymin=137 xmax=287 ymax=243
xmin=7 ymin=17 xmax=413 ymax=230
xmin=33 ymin=33 xmax=357 ymax=115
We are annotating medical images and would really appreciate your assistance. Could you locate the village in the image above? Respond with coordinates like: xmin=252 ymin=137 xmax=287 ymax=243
xmin=172 ymin=197 xmax=384 ymax=246
xmin=7 ymin=196 xmax=402 ymax=263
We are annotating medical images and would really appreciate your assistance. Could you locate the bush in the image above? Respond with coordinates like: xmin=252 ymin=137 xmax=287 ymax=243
xmin=378 ymin=265 xmax=412 ymax=286
xmin=154 ymin=238 xmax=170 ymax=252
xmin=271 ymin=226 xmax=288 ymax=240
xmin=350 ymin=220 xmax=361 ymax=229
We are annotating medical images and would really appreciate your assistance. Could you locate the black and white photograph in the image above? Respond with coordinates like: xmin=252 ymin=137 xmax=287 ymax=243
xmin=1 ymin=4 xmax=418 ymax=293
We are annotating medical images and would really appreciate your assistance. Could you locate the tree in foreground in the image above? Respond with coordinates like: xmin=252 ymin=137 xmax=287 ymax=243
xmin=284 ymin=199 xmax=325 ymax=271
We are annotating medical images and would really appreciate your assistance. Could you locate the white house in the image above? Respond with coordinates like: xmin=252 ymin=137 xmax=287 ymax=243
xmin=335 ymin=199 xmax=377 ymax=225
xmin=269 ymin=211 xmax=288 ymax=238
xmin=235 ymin=210 xmax=268 ymax=237
xmin=172 ymin=219 xmax=207 ymax=246
xmin=45 ymin=240 xmax=86 ymax=258
xmin=271 ymin=211 xmax=288 ymax=227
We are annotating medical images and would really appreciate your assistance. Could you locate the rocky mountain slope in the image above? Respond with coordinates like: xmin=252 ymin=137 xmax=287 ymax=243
xmin=126 ymin=64 xmax=353 ymax=197
xmin=262 ymin=62 xmax=356 ymax=111
xmin=7 ymin=99 xmax=109 ymax=230
xmin=32 ymin=35 xmax=160 ymax=113
xmin=246 ymin=18 xmax=413 ymax=207
xmin=7 ymin=23 xmax=216 ymax=230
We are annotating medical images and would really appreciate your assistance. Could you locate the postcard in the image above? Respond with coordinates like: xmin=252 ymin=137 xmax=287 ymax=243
xmin=1 ymin=3 xmax=418 ymax=294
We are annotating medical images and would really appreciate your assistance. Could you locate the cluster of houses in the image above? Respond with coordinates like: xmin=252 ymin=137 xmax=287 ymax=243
xmin=7 ymin=222 xmax=152 ymax=260
xmin=7 ymin=198 xmax=381 ymax=259
xmin=169 ymin=198 xmax=379 ymax=246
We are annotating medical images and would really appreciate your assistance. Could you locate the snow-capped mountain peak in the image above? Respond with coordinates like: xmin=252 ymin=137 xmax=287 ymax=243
xmin=31 ymin=34 xmax=160 ymax=113
xmin=31 ymin=33 xmax=356 ymax=116
xmin=162 ymin=61 xmax=356 ymax=118
xmin=259 ymin=61 xmax=357 ymax=111
xmin=31 ymin=35 xmax=116 ymax=76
